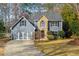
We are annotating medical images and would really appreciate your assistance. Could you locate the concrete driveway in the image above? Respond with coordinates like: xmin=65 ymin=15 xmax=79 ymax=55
xmin=4 ymin=40 xmax=44 ymax=56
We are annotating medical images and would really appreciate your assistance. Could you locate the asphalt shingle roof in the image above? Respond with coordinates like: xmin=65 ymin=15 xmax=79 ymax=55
xmin=31 ymin=11 xmax=63 ymax=21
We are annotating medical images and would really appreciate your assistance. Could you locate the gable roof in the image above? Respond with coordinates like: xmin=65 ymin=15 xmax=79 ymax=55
xmin=31 ymin=11 xmax=63 ymax=22
xmin=10 ymin=16 xmax=36 ymax=30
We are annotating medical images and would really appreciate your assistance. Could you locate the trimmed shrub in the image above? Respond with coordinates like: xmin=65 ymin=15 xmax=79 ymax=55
xmin=75 ymin=31 xmax=79 ymax=36
xmin=58 ymin=31 xmax=64 ymax=38
xmin=47 ymin=35 xmax=54 ymax=40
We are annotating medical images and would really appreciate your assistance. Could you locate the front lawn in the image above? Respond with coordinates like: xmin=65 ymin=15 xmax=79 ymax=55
xmin=34 ymin=39 xmax=79 ymax=56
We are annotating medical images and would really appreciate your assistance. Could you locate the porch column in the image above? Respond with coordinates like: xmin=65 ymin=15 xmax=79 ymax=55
xmin=26 ymin=32 xmax=29 ymax=40
xmin=22 ymin=32 xmax=24 ymax=40
xmin=17 ymin=32 xmax=20 ymax=40
xmin=31 ymin=32 xmax=32 ymax=39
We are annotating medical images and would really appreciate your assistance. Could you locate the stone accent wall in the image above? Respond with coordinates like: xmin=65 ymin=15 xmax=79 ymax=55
xmin=37 ymin=16 xmax=48 ymax=40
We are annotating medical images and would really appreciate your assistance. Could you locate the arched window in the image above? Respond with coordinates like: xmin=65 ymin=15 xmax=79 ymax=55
xmin=40 ymin=21 xmax=45 ymax=29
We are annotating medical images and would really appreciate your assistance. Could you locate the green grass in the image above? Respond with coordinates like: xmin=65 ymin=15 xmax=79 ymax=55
xmin=35 ymin=39 xmax=79 ymax=56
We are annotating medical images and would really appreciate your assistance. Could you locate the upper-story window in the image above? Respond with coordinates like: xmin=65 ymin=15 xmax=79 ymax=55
xmin=20 ymin=20 xmax=26 ymax=26
xmin=51 ymin=21 xmax=59 ymax=27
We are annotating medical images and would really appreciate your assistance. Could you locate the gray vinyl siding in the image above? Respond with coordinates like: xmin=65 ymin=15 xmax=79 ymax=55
xmin=11 ymin=17 xmax=35 ymax=40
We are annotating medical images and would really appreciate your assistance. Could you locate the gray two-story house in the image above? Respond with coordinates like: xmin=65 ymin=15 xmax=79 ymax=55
xmin=10 ymin=11 xmax=63 ymax=40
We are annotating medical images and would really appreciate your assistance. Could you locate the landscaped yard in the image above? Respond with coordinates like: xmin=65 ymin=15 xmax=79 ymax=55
xmin=35 ymin=39 xmax=79 ymax=56
xmin=1 ymin=38 xmax=79 ymax=56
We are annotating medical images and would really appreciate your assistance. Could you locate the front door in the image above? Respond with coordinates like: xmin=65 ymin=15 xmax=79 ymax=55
xmin=41 ymin=30 xmax=45 ymax=38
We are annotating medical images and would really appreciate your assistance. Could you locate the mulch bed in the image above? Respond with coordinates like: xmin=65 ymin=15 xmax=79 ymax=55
xmin=68 ymin=38 xmax=79 ymax=45
xmin=0 ymin=38 xmax=10 ymax=55
xmin=0 ymin=38 xmax=10 ymax=47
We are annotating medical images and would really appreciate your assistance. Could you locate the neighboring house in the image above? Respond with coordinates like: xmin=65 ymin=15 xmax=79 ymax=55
xmin=10 ymin=11 xmax=63 ymax=40
xmin=10 ymin=16 xmax=36 ymax=40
